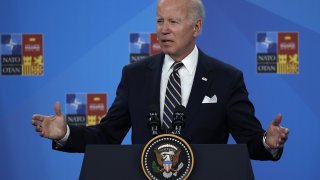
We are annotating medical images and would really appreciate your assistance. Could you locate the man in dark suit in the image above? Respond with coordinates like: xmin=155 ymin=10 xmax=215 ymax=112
xmin=32 ymin=0 xmax=289 ymax=160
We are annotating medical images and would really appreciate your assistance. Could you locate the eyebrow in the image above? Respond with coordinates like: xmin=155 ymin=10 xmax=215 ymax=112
xmin=156 ymin=16 xmax=182 ymax=21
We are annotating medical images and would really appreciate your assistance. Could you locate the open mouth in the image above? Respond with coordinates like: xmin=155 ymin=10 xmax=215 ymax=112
xmin=161 ymin=40 xmax=173 ymax=43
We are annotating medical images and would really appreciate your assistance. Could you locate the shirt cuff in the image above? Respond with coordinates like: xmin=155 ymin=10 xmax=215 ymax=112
xmin=54 ymin=125 xmax=70 ymax=148
xmin=263 ymin=132 xmax=280 ymax=158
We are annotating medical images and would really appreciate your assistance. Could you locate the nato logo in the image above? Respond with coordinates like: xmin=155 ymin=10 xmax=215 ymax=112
xmin=1 ymin=34 xmax=22 ymax=55
xmin=1 ymin=34 xmax=22 ymax=75
xmin=129 ymin=33 xmax=150 ymax=63
xmin=256 ymin=32 xmax=277 ymax=53
xmin=129 ymin=33 xmax=162 ymax=63
xmin=1 ymin=33 xmax=44 ymax=76
xmin=130 ymin=33 xmax=150 ymax=54
xmin=66 ymin=93 xmax=87 ymax=126
xmin=256 ymin=32 xmax=298 ymax=74
xmin=66 ymin=93 xmax=107 ymax=126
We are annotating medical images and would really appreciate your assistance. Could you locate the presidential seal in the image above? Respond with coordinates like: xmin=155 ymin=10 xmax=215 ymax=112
xmin=141 ymin=134 xmax=194 ymax=180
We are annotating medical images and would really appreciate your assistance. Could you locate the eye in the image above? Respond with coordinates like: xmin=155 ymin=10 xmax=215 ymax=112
xmin=169 ymin=20 xmax=178 ymax=24
xmin=157 ymin=19 xmax=164 ymax=25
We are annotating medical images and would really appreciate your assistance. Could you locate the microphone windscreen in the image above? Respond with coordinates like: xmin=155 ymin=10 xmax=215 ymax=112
xmin=174 ymin=105 xmax=186 ymax=113
xmin=149 ymin=104 xmax=160 ymax=114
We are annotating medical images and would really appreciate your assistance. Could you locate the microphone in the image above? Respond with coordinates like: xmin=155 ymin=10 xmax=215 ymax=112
xmin=147 ymin=105 xmax=161 ymax=137
xmin=172 ymin=105 xmax=186 ymax=135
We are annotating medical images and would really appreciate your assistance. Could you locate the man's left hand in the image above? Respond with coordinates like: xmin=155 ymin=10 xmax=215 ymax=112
xmin=266 ymin=114 xmax=289 ymax=149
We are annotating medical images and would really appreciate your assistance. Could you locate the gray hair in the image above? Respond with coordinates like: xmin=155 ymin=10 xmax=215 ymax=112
xmin=157 ymin=0 xmax=205 ymax=24
xmin=188 ymin=0 xmax=205 ymax=24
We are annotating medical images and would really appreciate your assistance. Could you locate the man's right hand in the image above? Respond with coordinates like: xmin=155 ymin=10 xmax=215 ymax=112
xmin=32 ymin=101 xmax=67 ymax=140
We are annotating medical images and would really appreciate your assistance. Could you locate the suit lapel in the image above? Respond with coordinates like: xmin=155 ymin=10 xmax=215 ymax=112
xmin=185 ymin=50 xmax=212 ymax=126
xmin=145 ymin=54 xmax=164 ymax=108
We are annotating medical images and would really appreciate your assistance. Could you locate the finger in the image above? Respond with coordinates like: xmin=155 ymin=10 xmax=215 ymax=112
xmin=32 ymin=120 xmax=38 ymax=126
xmin=272 ymin=114 xmax=282 ymax=126
xmin=278 ymin=140 xmax=286 ymax=147
xmin=55 ymin=101 xmax=62 ymax=116
xmin=32 ymin=119 xmax=42 ymax=126
xmin=40 ymin=131 xmax=45 ymax=137
xmin=278 ymin=127 xmax=289 ymax=136
xmin=280 ymin=134 xmax=288 ymax=140
xmin=35 ymin=125 xmax=42 ymax=132
xmin=277 ymin=143 xmax=284 ymax=148
xmin=284 ymin=128 xmax=289 ymax=134
xmin=276 ymin=137 xmax=285 ymax=148
xmin=279 ymin=132 xmax=289 ymax=144
xmin=279 ymin=136 xmax=287 ymax=144
xmin=32 ymin=114 xmax=45 ymax=121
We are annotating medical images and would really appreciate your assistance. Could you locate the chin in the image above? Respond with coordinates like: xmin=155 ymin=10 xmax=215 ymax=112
xmin=161 ymin=47 xmax=175 ymax=55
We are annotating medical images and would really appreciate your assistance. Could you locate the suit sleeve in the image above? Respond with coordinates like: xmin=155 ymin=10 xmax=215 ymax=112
xmin=53 ymin=66 xmax=132 ymax=153
xmin=226 ymin=70 xmax=282 ymax=161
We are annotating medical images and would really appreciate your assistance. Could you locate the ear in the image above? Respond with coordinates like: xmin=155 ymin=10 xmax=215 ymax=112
xmin=193 ymin=19 xmax=202 ymax=37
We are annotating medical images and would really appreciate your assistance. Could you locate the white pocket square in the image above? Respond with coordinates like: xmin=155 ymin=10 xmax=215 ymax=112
xmin=202 ymin=95 xmax=218 ymax=104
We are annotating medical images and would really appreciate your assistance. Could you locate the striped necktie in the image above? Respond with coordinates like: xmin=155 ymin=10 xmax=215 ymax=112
xmin=163 ymin=62 xmax=184 ymax=131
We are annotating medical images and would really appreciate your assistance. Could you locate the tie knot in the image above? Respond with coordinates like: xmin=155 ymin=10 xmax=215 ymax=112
xmin=173 ymin=62 xmax=184 ymax=72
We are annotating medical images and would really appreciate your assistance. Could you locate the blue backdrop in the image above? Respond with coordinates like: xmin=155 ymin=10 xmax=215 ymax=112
xmin=1 ymin=0 xmax=319 ymax=179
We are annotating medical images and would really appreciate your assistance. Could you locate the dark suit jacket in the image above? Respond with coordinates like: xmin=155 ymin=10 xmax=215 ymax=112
xmin=54 ymin=50 xmax=281 ymax=160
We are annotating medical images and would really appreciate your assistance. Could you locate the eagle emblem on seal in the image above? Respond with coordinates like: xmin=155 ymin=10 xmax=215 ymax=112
xmin=153 ymin=144 xmax=184 ymax=178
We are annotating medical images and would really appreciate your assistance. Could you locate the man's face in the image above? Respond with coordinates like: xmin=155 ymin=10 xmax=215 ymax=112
xmin=156 ymin=0 xmax=201 ymax=61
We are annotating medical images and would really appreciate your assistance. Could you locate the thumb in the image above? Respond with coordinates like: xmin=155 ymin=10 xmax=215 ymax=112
xmin=272 ymin=114 xmax=282 ymax=126
xmin=54 ymin=101 xmax=62 ymax=116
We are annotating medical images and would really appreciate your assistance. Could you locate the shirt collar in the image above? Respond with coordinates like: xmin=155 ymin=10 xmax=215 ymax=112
xmin=163 ymin=45 xmax=198 ymax=74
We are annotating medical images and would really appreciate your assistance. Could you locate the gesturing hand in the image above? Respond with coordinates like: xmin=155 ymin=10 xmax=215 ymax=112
xmin=32 ymin=102 xmax=67 ymax=140
xmin=266 ymin=114 xmax=289 ymax=149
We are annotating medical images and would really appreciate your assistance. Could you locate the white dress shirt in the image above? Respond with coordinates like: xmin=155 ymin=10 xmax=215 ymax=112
xmin=160 ymin=45 xmax=198 ymax=124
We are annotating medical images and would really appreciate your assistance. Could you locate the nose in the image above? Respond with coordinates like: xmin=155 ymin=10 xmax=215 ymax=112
xmin=159 ymin=21 xmax=170 ymax=34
